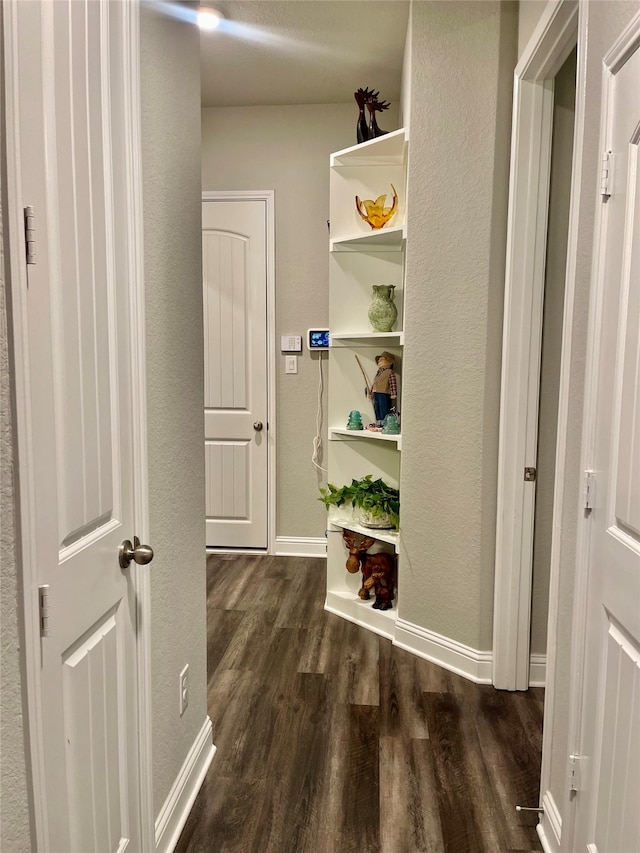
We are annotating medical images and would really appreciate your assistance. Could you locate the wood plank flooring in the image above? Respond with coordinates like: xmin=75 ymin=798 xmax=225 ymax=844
xmin=176 ymin=555 xmax=544 ymax=853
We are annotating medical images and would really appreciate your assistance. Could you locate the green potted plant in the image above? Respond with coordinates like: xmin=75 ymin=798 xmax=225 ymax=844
xmin=319 ymin=474 xmax=400 ymax=530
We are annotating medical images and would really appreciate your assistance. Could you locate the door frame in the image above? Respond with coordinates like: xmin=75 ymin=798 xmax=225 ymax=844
xmin=492 ymin=0 xmax=578 ymax=691
xmin=201 ymin=190 xmax=276 ymax=554
xmin=2 ymin=1 xmax=154 ymax=848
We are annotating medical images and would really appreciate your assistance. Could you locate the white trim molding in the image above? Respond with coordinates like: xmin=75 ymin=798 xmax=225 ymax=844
xmin=123 ymin=2 xmax=154 ymax=846
xmin=537 ymin=3 xmax=588 ymax=847
xmin=394 ymin=619 xmax=493 ymax=684
xmin=154 ymin=717 xmax=215 ymax=853
xmin=392 ymin=620 xmax=545 ymax=687
xmin=201 ymin=190 xmax=276 ymax=555
xmin=537 ymin=790 xmax=562 ymax=853
xmin=274 ymin=536 xmax=327 ymax=558
xmin=528 ymin=653 xmax=547 ymax=688
xmin=493 ymin=0 xmax=578 ymax=692
xmin=206 ymin=546 xmax=268 ymax=556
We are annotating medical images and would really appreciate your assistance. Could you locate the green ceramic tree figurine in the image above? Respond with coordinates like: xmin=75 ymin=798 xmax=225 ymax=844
xmin=346 ymin=410 xmax=364 ymax=430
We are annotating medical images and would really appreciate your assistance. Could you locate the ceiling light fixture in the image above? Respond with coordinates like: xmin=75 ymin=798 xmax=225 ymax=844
xmin=197 ymin=7 xmax=224 ymax=31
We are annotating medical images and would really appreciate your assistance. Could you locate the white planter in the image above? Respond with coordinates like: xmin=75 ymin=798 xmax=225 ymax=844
xmin=359 ymin=508 xmax=395 ymax=529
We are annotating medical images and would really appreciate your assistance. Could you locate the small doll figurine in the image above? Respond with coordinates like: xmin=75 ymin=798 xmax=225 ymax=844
xmin=370 ymin=351 xmax=397 ymax=426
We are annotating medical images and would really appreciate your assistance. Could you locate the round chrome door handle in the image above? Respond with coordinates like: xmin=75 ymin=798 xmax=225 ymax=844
xmin=119 ymin=536 xmax=154 ymax=569
xmin=253 ymin=421 xmax=263 ymax=431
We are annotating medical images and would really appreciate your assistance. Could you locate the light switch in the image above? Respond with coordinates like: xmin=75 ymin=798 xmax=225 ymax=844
xmin=285 ymin=355 xmax=298 ymax=374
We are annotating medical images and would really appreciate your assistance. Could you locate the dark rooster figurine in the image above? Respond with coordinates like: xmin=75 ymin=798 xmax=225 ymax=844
xmin=354 ymin=87 xmax=379 ymax=144
xmin=366 ymin=97 xmax=390 ymax=139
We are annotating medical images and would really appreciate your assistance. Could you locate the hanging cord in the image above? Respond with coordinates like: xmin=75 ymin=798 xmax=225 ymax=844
xmin=311 ymin=352 xmax=327 ymax=473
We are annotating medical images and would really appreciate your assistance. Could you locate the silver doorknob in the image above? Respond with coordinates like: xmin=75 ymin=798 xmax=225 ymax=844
xmin=253 ymin=421 xmax=263 ymax=431
xmin=119 ymin=536 xmax=154 ymax=569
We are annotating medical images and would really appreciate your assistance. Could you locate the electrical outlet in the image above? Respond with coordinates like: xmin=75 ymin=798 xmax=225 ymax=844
xmin=179 ymin=664 xmax=189 ymax=716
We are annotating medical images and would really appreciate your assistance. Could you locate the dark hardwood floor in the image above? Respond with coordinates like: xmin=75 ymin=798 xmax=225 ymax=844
xmin=176 ymin=555 xmax=544 ymax=853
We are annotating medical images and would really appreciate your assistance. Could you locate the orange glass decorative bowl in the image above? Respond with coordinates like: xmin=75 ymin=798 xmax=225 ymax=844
xmin=355 ymin=183 xmax=398 ymax=230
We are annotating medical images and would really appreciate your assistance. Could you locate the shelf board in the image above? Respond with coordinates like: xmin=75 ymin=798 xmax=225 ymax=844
xmin=328 ymin=513 xmax=399 ymax=550
xmin=330 ymin=331 xmax=404 ymax=346
xmin=330 ymin=128 xmax=407 ymax=168
xmin=325 ymin=590 xmax=397 ymax=639
xmin=330 ymin=225 xmax=405 ymax=253
xmin=329 ymin=428 xmax=401 ymax=450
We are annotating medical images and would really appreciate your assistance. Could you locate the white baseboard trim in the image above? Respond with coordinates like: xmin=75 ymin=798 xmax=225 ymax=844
xmin=155 ymin=716 xmax=216 ymax=853
xmin=393 ymin=618 xmax=493 ymax=684
xmin=392 ymin=619 xmax=545 ymax=687
xmin=325 ymin=590 xmax=396 ymax=641
xmin=274 ymin=536 xmax=327 ymax=558
xmin=537 ymin=790 xmax=562 ymax=853
xmin=529 ymin=653 xmax=547 ymax=687
xmin=206 ymin=547 xmax=268 ymax=556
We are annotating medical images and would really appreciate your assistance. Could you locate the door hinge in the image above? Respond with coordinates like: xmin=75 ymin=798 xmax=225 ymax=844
xmin=524 ymin=467 xmax=537 ymax=482
xmin=24 ymin=206 xmax=36 ymax=264
xmin=584 ymin=471 xmax=595 ymax=511
xmin=38 ymin=584 xmax=51 ymax=637
xmin=600 ymin=150 xmax=612 ymax=199
xmin=569 ymin=753 xmax=583 ymax=793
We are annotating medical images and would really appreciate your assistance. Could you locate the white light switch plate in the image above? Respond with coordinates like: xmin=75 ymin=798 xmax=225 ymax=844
xmin=285 ymin=355 xmax=298 ymax=374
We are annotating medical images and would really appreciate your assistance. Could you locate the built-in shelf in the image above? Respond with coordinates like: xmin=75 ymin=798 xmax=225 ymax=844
xmin=328 ymin=513 xmax=400 ymax=550
xmin=330 ymin=128 xmax=408 ymax=168
xmin=326 ymin=129 xmax=407 ymax=640
xmin=330 ymin=225 xmax=405 ymax=253
xmin=330 ymin=331 xmax=404 ymax=346
xmin=329 ymin=427 xmax=402 ymax=450
xmin=325 ymin=589 xmax=397 ymax=640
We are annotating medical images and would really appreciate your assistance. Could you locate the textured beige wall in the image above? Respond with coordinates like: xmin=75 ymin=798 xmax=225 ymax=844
xmin=399 ymin=0 xmax=517 ymax=650
xmin=517 ymin=0 xmax=548 ymax=57
xmin=140 ymin=4 xmax=209 ymax=816
xmin=201 ymin=103 xmax=398 ymax=539
xmin=530 ymin=48 xmax=576 ymax=656
xmin=544 ymin=0 xmax=640 ymax=817
xmin=0 ymin=141 xmax=33 ymax=853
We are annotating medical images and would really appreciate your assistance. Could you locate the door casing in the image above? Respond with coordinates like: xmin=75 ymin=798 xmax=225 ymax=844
xmin=2 ymin=0 xmax=154 ymax=846
xmin=493 ymin=0 xmax=578 ymax=691
xmin=202 ymin=190 xmax=276 ymax=555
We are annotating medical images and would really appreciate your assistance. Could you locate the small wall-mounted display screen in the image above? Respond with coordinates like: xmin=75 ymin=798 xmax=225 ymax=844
xmin=308 ymin=329 xmax=330 ymax=350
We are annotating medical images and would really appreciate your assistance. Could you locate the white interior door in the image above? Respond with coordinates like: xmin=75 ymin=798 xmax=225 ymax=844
xmin=7 ymin=0 xmax=148 ymax=849
xmin=202 ymin=198 xmax=269 ymax=549
xmin=573 ymin=31 xmax=640 ymax=852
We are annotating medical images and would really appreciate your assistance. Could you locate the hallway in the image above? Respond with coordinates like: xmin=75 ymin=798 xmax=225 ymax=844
xmin=176 ymin=555 xmax=543 ymax=853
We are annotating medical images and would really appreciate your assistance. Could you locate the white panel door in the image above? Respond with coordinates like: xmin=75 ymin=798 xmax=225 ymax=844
xmin=9 ymin=1 xmax=146 ymax=849
xmin=573 ymin=34 xmax=640 ymax=853
xmin=202 ymin=199 xmax=268 ymax=549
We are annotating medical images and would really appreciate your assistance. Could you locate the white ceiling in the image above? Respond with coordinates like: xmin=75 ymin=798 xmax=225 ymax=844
xmin=200 ymin=1 xmax=410 ymax=108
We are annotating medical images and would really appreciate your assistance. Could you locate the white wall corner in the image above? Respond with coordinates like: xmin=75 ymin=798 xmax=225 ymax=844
xmin=529 ymin=653 xmax=546 ymax=687
xmin=155 ymin=717 xmax=215 ymax=853
xmin=274 ymin=536 xmax=327 ymax=558
xmin=537 ymin=790 xmax=562 ymax=853
xmin=393 ymin=619 xmax=493 ymax=684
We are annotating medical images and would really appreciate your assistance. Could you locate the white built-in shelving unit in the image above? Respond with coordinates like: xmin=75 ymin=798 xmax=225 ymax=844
xmin=325 ymin=128 xmax=408 ymax=638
